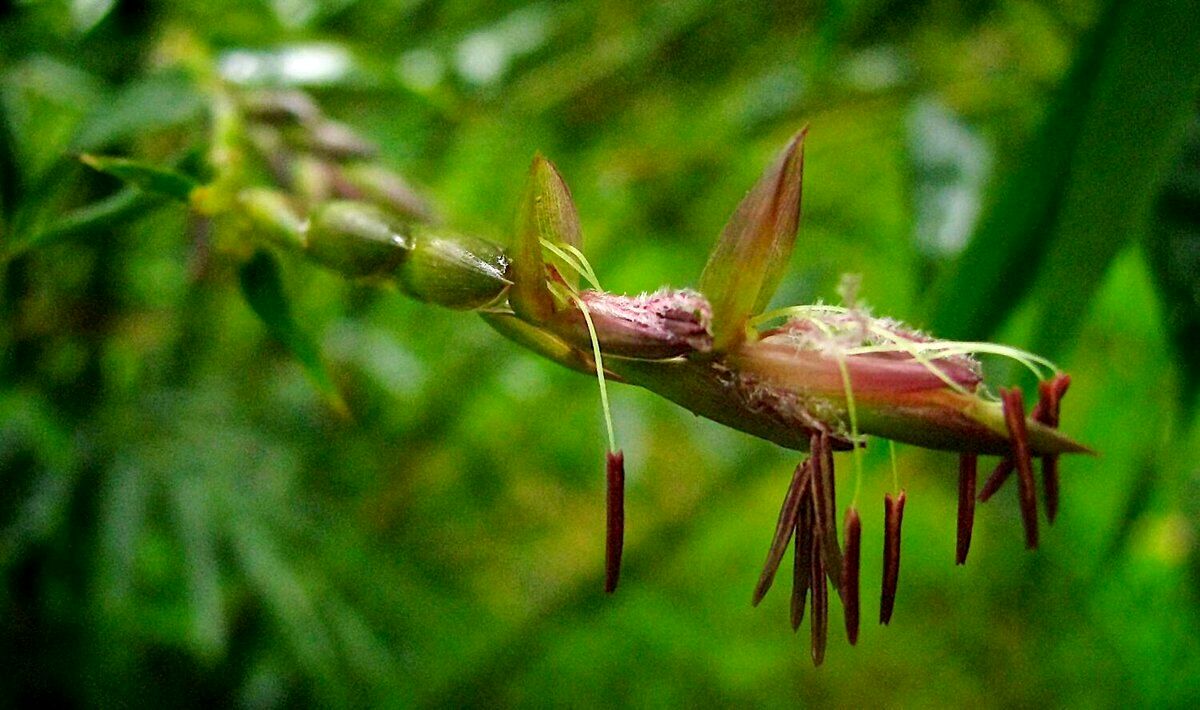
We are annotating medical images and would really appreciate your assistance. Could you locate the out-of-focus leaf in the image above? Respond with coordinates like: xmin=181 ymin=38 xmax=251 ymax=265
xmin=238 ymin=249 xmax=347 ymax=415
xmin=905 ymin=98 xmax=990 ymax=258
xmin=1147 ymin=113 xmax=1200 ymax=418
xmin=0 ymin=55 xmax=102 ymax=184
xmin=170 ymin=475 xmax=227 ymax=660
xmin=930 ymin=0 xmax=1200 ymax=352
xmin=73 ymin=72 xmax=205 ymax=151
xmin=0 ymin=90 xmax=17 ymax=221
xmin=5 ymin=187 xmax=160 ymax=258
xmin=699 ymin=129 xmax=804 ymax=350
xmin=81 ymin=154 xmax=199 ymax=201
xmin=227 ymin=515 xmax=340 ymax=691
xmin=0 ymin=392 xmax=78 ymax=566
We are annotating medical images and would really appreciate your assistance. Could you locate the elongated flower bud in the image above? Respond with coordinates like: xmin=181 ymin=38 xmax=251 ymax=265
xmin=306 ymin=201 xmax=410 ymax=277
xmin=396 ymin=227 xmax=510 ymax=310
xmin=302 ymin=202 xmax=509 ymax=307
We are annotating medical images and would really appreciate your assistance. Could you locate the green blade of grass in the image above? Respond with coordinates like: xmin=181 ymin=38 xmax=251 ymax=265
xmin=930 ymin=0 xmax=1200 ymax=353
xmin=1147 ymin=113 xmax=1200 ymax=420
xmin=238 ymin=250 xmax=348 ymax=416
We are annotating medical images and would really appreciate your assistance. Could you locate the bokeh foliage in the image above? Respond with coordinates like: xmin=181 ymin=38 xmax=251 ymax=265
xmin=2 ymin=0 xmax=1199 ymax=706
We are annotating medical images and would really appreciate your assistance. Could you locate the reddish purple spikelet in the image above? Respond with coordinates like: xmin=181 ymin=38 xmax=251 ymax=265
xmin=488 ymin=131 xmax=1092 ymax=664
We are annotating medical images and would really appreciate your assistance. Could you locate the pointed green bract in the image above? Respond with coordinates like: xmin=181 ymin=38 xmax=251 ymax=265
xmin=511 ymin=155 xmax=583 ymax=322
xmin=699 ymin=130 xmax=806 ymax=351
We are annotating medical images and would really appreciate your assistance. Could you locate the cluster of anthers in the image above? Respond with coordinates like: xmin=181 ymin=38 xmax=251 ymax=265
xmin=87 ymin=86 xmax=1091 ymax=667
xmin=488 ymin=129 xmax=1090 ymax=666
xmin=739 ymin=308 xmax=1075 ymax=664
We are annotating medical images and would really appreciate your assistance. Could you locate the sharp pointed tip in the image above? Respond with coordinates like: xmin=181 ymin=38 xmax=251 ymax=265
xmin=530 ymin=152 xmax=563 ymax=179
xmin=784 ymin=128 xmax=807 ymax=153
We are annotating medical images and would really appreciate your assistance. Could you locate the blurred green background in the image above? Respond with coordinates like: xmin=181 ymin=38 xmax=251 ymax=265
xmin=2 ymin=0 xmax=1200 ymax=706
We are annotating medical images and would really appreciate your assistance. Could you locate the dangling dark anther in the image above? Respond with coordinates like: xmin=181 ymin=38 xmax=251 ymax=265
xmin=752 ymin=460 xmax=812 ymax=606
xmin=880 ymin=490 xmax=906 ymax=625
xmin=791 ymin=496 xmax=814 ymax=631
xmin=604 ymin=450 xmax=626 ymax=593
xmin=841 ymin=507 xmax=861 ymax=645
xmin=1035 ymin=375 xmax=1070 ymax=523
xmin=956 ymin=453 xmax=977 ymax=565
xmin=810 ymin=524 xmax=828 ymax=667
xmin=978 ymin=458 xmax=1014 ymax=502
xmin=1000 ymin=388 xmax=1038 ymax=549
xmin=810 ymin=430 xmax=842 ymax=589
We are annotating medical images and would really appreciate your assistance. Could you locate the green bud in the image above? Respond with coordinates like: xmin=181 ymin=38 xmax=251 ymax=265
xmin=305 ymin=201 xmax=411 ymax=277
xmin=237 ymin=189 xmax=306 ymax=251
xmin=396 ymin=227 xmax=510 ymax=309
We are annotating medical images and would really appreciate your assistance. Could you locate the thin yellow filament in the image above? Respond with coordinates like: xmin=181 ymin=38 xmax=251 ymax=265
xmin=572 ymin=293 xmax=617 ymax=452
xmin=543 ymin=240 xmax=616 ymax=454
xmin=540 ymin=238 xmax=601 ymax=290
xmin=888 ymin=440 xmax=899 ymax=494
xmin=836 ymin=354 xmax=865 ymax=508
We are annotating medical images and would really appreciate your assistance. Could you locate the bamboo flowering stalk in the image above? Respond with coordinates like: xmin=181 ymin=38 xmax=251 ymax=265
xmin=85 ymin=86 xmax=1094 ymax=667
